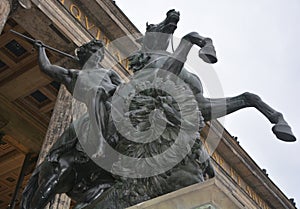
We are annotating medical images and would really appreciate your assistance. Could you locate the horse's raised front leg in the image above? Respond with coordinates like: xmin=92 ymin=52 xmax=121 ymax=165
xmin=197 ymin=92 xmax=296 ymax=142
xmin=182 ymin=32 xmax=218 ymax=64
xmin=161 ymin=32 xmax=218 ymax=77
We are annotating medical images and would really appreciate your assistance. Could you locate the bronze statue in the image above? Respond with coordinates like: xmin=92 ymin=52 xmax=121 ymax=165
xmin=21 ymin=9 xmax=296 ymax=209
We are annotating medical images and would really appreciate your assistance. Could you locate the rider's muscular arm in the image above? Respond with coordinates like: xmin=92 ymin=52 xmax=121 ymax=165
xmin=37 ymin=45 xmax=78 ymax=94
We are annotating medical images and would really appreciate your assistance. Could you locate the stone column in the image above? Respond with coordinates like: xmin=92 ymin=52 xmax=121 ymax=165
xmin=0 ymin=0 xmax=11 ymax=34
xmin=36 ymin=86 xmax=73 ymax=209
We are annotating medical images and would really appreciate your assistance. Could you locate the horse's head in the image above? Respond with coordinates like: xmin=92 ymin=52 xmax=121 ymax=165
xmin=141 ymin=9 xmax=180 ymax=51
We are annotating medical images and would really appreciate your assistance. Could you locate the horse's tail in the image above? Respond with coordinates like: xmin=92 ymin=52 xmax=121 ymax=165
xmin=20 ymin=163 xmax=41 ymax=209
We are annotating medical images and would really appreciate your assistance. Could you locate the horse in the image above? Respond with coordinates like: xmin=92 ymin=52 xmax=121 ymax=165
xmin=83 ymin=9 xmax=296 ymax=208
xmin=128 ymin=9 xmax=296 ymax=142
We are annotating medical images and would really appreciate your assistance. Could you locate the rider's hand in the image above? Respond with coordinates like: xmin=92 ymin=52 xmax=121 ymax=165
xmin=34 ymin=40 xmax=44 ymax=48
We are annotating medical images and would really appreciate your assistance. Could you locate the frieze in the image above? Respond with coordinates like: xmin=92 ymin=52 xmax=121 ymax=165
xmin=58 ymin=0 xmax=130 ymax=71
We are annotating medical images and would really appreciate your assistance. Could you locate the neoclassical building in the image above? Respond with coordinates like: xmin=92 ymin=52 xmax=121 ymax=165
xmin=0 ymin=0 xmax=297 ymax=208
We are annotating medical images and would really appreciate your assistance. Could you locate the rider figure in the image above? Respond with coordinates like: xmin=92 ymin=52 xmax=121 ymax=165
xmin=35 ymin=40 xmax=122 ymax=96
xmin=25 ymin=40 xmax=122 ymax=209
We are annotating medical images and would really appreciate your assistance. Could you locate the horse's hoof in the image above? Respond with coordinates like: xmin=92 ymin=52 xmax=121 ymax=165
xmin=199 ymin=45 xmax=218 ymax=64
xmin=272 ymin=124 xmax=296 ymax=142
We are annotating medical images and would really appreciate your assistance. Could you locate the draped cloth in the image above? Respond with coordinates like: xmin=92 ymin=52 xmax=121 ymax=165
xmin=47 ymin=68 xmax=122 ymax=163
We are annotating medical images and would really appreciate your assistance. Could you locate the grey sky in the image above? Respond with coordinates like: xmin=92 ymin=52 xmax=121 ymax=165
xmin=117 ymin=0 xmax=300 ymax=205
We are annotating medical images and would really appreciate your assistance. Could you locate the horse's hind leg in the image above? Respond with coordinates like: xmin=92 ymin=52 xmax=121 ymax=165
xmin=197 ymin=92 xmax=296 ymax=142
xmin=241 ymin=92 xmax=296 ymax=142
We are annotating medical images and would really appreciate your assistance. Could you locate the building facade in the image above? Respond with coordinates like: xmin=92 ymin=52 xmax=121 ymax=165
xmin=0 ymin=0 xmax=296 ymax=208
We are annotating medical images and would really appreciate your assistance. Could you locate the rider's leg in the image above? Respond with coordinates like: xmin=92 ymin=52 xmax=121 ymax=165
xmin=30 ymin=159 xmax=75 ymax=209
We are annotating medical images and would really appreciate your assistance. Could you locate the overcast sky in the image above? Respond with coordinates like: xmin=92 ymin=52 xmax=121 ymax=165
xmin=117 ymin=0 xmax=300 ymax=205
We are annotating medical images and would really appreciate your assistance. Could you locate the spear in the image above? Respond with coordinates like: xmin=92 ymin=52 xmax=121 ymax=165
xmin=10 ymin=30 xmax=79 ymax=61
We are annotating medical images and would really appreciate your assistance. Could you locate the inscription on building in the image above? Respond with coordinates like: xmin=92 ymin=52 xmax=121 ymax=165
xmin=58 ymin=0 xmax=130 ymax=71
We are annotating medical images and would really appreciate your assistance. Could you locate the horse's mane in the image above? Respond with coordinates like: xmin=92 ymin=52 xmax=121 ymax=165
xmin=128 ymin=51 xmax=151 ymax=72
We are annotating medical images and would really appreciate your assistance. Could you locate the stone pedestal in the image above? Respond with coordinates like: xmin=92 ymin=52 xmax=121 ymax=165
xmin=127 ymin=178 xmax=246 ymax=209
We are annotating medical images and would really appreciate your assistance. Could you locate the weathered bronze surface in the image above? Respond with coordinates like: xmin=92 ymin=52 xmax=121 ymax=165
xmin=21 ymin=9 xmax=296 ymax=209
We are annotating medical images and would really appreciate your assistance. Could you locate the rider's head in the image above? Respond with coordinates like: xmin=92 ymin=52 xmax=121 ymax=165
xmin=75 ymin=39 xmax=105 ymax=66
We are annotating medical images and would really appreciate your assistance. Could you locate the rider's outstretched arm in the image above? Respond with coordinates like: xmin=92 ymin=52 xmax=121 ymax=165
xmin=36 ymin=44 xmax=78 ymax=94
